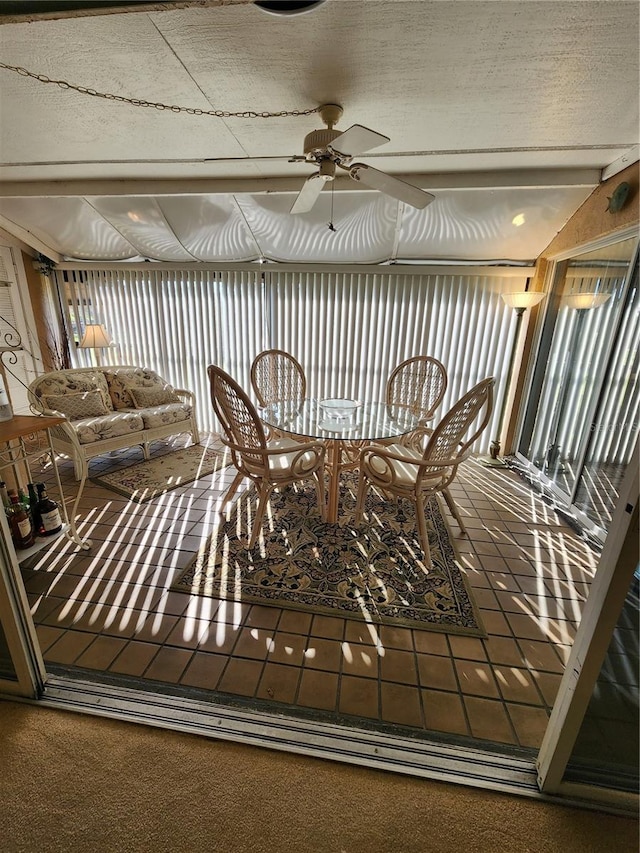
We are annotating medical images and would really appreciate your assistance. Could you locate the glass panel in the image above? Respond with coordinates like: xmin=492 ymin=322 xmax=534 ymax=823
xmin=519 ymin=236 xmax=638 ymax=539
xmin=0 ymin=616 xmax=18 ymax=681
xmin=563 ymin=567 xmax=639 ymax=793
xmin=573 ymin=259 xmax=639 ymax=534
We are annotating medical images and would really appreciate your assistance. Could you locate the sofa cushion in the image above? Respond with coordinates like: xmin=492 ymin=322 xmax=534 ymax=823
xmin=73 ymin=411 xmax=145 ymax=445
xmin=45 ymin=390 xmax=110 ymax=420
xmin=34 ymin=370 xmax=113 ymax=411
xmin=104 ymin=368 xmax=171 ymax=410
xmin=130 ymin=386 xmax=180 ymax=408
xmin=134 ymin=402 xmax=192 ymax=431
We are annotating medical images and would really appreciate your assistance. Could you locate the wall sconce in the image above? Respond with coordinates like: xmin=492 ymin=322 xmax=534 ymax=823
xmin=78 ymin=323 xmax=112 ymax=366
xmin=481 ymin=289 xmax=546 ymax=467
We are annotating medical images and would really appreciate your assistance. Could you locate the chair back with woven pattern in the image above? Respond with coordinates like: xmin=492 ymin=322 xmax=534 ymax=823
xmin=250 ymin=349 xmax=306 ymax=408
xmin=423 ymin=377 xmax=494 ymax=466
xmin=386 ymin=356 xmax=447 ymax=420
xmin=208 ymin=365 xmax=267 ymax=472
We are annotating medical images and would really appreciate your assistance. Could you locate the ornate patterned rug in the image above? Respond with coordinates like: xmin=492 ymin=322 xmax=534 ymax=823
xmin=172 ymin=473 xmax=485 ymax=636
xmin=91 ymin=444 xmax=228 ymax=503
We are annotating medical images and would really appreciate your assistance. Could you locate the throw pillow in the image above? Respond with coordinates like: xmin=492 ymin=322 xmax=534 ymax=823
xmin=45 ymin=390 xmax=110 ymax=420
xmin=105 ymin=369 xmax=167 ymax=409
xmin=129 ymin=386 xmax=180 ymax=408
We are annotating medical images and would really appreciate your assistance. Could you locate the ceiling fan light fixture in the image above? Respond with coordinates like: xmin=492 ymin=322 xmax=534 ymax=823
xmin=318 ymin=160 xmax=336 ymax=179
xmin=303 ymin=127 xmax=343 ymax=157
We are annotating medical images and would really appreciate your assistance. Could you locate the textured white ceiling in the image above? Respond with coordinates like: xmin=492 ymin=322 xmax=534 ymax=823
xmin=0 ymin=0 xmax=637 ymax=264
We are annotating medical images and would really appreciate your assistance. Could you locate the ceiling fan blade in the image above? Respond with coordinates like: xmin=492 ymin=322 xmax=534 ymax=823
xmin=290 ymin=172 xmax=331 ymax=214
xmin=328 ymin=124 xmax=390 ymax=157
xmin=349 ymin=163 xmax=435 ymax=209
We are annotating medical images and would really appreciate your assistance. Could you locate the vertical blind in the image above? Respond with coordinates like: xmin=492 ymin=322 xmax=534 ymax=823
xmin=56 ymin=266 xmax=528 ymax=453
xmin=264 ymin=270 xmax=518 ymax=436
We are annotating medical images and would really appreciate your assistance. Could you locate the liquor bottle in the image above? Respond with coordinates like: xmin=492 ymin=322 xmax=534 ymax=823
xmin=36 ymin=484 xmax=63 ymax=536
xmin=0 ymin=373 xmax=13 ymax=422
xmin=27 ymin=483 xmax=43 ymax=536
xmin=7 ymin=489 xmax=35 ymax=548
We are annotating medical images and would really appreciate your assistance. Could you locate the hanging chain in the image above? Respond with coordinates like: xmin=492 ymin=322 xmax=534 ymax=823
xmin=0 ymin=61 xmax=319 ymax=118
xmin=328 ymin=180 xmax=337 ymax=232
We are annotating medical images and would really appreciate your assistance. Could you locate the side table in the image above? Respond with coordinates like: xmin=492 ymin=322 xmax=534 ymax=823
xmin=0 ymin=414 xmax=91 ymax=560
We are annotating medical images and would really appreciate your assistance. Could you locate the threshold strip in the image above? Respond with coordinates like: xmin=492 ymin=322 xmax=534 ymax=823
xmin=34 ymin=674 xmax=541 ymax=796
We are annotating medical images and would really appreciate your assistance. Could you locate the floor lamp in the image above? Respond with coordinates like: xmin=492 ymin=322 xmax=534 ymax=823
xmin=480 ymin=290 xmax=546 ymax=468
xmin=78 ymin=323 xmax=113 ymax=367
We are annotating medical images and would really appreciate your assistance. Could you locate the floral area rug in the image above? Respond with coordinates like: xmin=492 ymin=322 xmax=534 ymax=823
xmin=172 ymin=472 xmax=485 ymax=636
xmin=91 ymin=444 xmax=228 ymax=503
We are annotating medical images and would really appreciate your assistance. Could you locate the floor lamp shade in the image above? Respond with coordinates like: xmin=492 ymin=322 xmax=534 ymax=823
xmin=563 ymin=292 xmax=611 ymax=310
xmin=501 ymin=291 xmax=546 ymax=312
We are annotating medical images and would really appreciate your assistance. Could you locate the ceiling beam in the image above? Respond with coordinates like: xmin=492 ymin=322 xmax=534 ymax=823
xmin=601 ymin=145 xmax=639 ymax=181
xmin=0 ymin=215 xmax=63 ymax=262
xmin=55 ymin=261 xmax=537 ymax=276
xmin=0 ymin=169 xmax=600 ymax=198
xmin=0 ymin=1 xmax=250 ymax=25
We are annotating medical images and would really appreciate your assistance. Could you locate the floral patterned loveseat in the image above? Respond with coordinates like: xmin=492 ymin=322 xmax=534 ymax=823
xmin=28 ymin=366 xmax=200 ymax=481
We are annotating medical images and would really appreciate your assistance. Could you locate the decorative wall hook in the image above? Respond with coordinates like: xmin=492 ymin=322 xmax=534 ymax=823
xmin=33 ymin=254 xmax=56 ymax=276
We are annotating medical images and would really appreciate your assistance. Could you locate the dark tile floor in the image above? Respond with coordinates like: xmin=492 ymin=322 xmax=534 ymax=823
xmin=19 ymin=435 xmax=599 ymax=751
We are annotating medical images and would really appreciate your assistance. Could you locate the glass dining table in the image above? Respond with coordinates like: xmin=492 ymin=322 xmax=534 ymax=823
xmin=259 ymin=398 xmax=422 ymax=523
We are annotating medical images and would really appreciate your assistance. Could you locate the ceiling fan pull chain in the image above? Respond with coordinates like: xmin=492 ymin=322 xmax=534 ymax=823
xmin=328 ymin=181 xmax=337 ymax=232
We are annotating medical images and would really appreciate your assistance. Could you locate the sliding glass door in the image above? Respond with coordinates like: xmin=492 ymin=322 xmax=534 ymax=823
xmin=0 ymin=510 xmax=46 ymax=697
xmin=518 ymin=233 xmax=639 ymax=540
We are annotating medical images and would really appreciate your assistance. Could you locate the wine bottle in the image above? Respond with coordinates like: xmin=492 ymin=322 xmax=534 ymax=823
xmin=18 ymin=487 xmax=30 ymax=511
xmin=27 ymin=483 xmax=43 ymax=536
xmin=17 ymin=486 xmax=34 ymax=532
xmin=7 ymin=489 xmax=35 ymax=548
xmin=36 ymin=484 xmax=62 ymax=536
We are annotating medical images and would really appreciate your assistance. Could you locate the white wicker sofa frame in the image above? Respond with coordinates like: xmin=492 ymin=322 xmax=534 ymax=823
xmin=28 ymin=365 xmax=200 ymax=485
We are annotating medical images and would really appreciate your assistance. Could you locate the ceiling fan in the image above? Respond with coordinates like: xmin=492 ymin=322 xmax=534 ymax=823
xmin=288 ymin=104 xmax=435 ymax=215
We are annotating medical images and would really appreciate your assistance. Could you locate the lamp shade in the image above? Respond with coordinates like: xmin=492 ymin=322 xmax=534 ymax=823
xmin=564 ymin=292 xmax=611 ymax=311
xmin=79 ymin=324 xmax=112 ymax=349
xmin=501 ymin=291 xmax=546 ymax=310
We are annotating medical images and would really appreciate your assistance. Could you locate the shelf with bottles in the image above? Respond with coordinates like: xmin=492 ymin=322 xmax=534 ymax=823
xmin=1 ymin=480 xmax=72 ymax=562
xmin=0 ymin=414 xmax=90 ymax=555
xmin=10 ymin=524 xmax=71 ymax=563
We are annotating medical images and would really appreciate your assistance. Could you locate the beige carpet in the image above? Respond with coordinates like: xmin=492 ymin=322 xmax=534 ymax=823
xmin=0 ymin=699 xmax=637 ymax=853
xmin=91 ymin=444 xmax=228 ymax=503
xmin=172 ymin=472 xmax=485 ymax=636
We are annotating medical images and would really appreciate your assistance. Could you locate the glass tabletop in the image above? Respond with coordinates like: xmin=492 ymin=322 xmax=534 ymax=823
xmin=259 ymin=398 xmax=422 ymax=442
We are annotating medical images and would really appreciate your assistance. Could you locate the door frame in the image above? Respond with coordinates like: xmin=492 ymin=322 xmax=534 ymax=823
xmin=536 ymin=440 xmax=638 ymax=808
xmin=0 ymin=507 xmax=46 ymax=697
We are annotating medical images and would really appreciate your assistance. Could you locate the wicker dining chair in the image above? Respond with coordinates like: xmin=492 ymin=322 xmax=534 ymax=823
xmin=355 ymin=377 xmax=494 ymax=567
xmin=384 ymin=355 xmax=448 ymax=448
xmin=386 ymin=354 xmax=447 ymax=418
xmin=209 ymin=364 xmax=326 ymax=548
xmin=250 ymin=349 xmax=307 ymax=408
